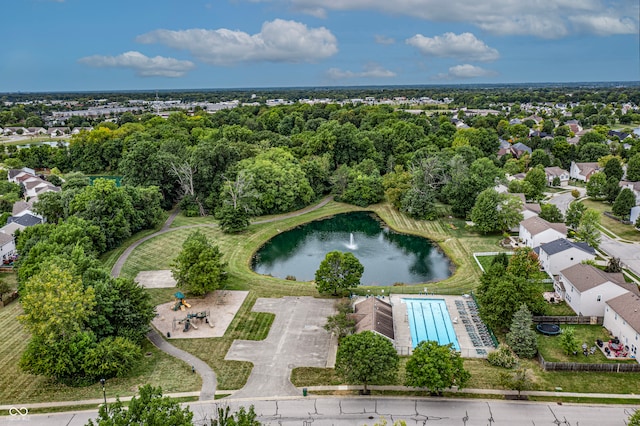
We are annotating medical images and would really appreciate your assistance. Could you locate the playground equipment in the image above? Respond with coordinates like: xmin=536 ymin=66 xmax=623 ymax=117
xmin=171 ymin=291 xmax=191 ymax=311
xmin=172 ymin=309 xmax=213 ymax=332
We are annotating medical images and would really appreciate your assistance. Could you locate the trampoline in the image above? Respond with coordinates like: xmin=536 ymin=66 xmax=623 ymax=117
xmin=536 ymin=323 xmax=561 ymax=335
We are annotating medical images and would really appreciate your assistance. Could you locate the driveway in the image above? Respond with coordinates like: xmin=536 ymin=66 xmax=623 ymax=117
xmin=225 ymin=297 xmax=336 ymax=399
xmin=546 ymin=187 xmax=584 ymax=215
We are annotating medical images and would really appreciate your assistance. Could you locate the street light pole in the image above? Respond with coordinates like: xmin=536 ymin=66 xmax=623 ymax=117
xmin=100 ymin=378 xmax=107 ymax=407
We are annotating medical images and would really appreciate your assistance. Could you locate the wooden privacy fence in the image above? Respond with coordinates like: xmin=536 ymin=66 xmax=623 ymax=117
xmin=538 ymin=353 xmax=640 ymax=372
xmin=0 ymin=292 xmax=18 ymax=308
xmin=532 ymin=315 xmax=603 ymax=325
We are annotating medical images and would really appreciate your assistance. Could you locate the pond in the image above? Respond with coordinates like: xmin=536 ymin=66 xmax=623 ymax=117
xmin=251 ymin=211 xmax=452 ymax=286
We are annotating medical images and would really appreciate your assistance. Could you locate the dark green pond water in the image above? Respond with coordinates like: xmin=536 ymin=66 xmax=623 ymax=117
xmin=251 ymin=211 xmax=452 ymax=286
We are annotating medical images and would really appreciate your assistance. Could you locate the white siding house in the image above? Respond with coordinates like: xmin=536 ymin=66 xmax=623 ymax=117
xmin=544 ymin=167 xmax=570 ymax=186
xmin=518 ymin=216 xmax=567 ymax=248
xmin=570 ymin=161 xmax=599 ymax=182
xmin=536 ymin=238 xmax=596 ymax=277
xmin=556 ymin=264 xmax=640 ymax=317
xmin=603 ymin=293 xmax=640 ymax=360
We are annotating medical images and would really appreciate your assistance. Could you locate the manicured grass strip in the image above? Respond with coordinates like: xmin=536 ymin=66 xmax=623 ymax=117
xmin=544 ymin=302 xmax=576 ymax=316
xmin=170 ymin=213 xmax=218 ymax=228
xmin=99 ymin=218 xmax=168 ymax=271
xmin=0 ymin=302 xmax=201 ymax=405
xmin=580 ymin=199 xmax=640 ymax=242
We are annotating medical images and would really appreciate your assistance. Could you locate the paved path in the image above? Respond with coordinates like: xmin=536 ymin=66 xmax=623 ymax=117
xmin=225 ymin=297 xmax=336 ymax=399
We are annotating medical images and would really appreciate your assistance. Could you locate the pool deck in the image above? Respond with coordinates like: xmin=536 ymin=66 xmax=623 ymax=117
xmin=388 ymin=294 xmax=495 ymax=358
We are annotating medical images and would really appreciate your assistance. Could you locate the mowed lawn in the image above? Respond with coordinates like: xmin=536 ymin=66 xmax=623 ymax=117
xmin=0 ymin=302 xmax=201 ymax=405
xmin=580 ymin=199 xmax=640 ymax=242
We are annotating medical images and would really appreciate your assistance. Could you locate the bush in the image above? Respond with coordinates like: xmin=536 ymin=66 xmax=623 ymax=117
xmin=285 ymin=275 xmax=297 ymax=281
xmin=83 ymin=336 xmax=142 ymax=379
xmin=487 ymin=344 xmax=517 ymax=368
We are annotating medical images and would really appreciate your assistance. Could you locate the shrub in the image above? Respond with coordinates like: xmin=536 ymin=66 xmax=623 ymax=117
xmin=285 ymin=275 xmax=297 ymax=281
xmin=487 ymin=344 xmax=517 ymax=368
xmin=83 ymin=336 xmax=142 ymax=379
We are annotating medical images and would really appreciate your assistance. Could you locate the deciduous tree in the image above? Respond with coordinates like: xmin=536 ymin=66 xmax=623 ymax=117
xmin=612 ymin=188 xmax=636 ymax=219
xmin=576 ymin=209 xmax=601 ymax=249
xmin=171 ymin=230 xmax=228 ymax=296
xmin=315 ymin=251 xmax=364 ymax=296
xmin=335 ymin=331 xmax=399 ymax=394
xmin=405 ymin=341 xmax=470 ymax=394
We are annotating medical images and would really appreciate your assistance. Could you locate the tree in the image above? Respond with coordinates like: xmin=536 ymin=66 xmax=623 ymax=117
xmin=605 ymin=176 xmax=622 ymax=204
xmin=499 ymin=367 xmax=532 ymax=399
xmin=218 ymin=205 xmax=251 ymax=233
xmin=405 ymin=340 xmax=470 ymax=395
xmin=171 ymin=230 xmax=228 ymax=296
xmin=524 ymin=167 xmax=547 ymax=200
xmin=315 ymin=251 xmax=364 ymax=296
xmin=86 ymin=385 xmax=193 ymax=426
xmin=505 ymin=304 xmax=538 ymax=358
xmin=626 ymin=153 xmax=640 ymax=181
xmin=324 ymin=299 xmax=356 ymax=341
xmin=565 ymin=202 xmax=586 ymax=229
xmin=612 ymin=188 xmax=636 ymax=219
xmin=19 ymin=264 xmax=96 ymax=341
xmin=585 ymin=172 xmax=607 ymax=200
xmin=605 ymin=257 xmax=622 ymax=273
xmin=470 ymin=189 xmax=523 ymax=233
xmin=211 ymin=405 xmax=261 ymax=426
xmin=602 ymin=157 xmax=624 ymax=181
xmin=335 ymin=331 xmax=399 ymax=394
xmin=538 ymin=203 xmax=563 ymax=223
xmin=560 ymin=327 xmax=579 ymax=356
xmin=576 ymin=209 xmax=601 ymax=249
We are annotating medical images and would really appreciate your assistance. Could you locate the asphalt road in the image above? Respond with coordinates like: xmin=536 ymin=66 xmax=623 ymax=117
xmin=599 ymin=234 xmax=640 ymax=276
xmin=2 ymin=397 xmax=636 ymax=426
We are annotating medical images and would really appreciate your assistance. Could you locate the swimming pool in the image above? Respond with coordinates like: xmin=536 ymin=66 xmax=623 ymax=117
xmin=404 ymin=298 xmax=460 ymax=351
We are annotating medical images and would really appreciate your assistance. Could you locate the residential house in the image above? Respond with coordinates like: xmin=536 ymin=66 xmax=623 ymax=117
xmin=497 ymin=140 xmax=532 ymax=159
xmin=7 ymin=213 xmax=43 ymax=227
xmin=512 ymin=142 xmax=532 ymax=158
xmin=47 ymin=127 xmax=70 ymax=137
xmin=608 ymin=130 xmax=631 ymax=141
xmin=555 ymin=263 xmax=640 ymax=317
xmin=570 ymin=161 xmax=600 ymax=182
xmin=511 ymin=193 xmax=541 ymax=220
xmin=3 ymin=127 xmax=28 ymax=136
xmin=603 ymin=293 xmax=640 ymax=360
xmin=519 ymin=216 xmax=567 ymax=248
xmin=536 ymin=238 xmax=596 ymax=277
xmin=0 ymin=232 xmax=15 ymax=261
xmin=71 ymin=126 xmax=93 ymax=135
xmin=544 ymin=167 xmax=570 ymax=187
xmin=26 ymin=127 xmax=47 ymax=136
xmin=8 ymin=168 xmax=60 ymax=201
xmin=565 ymin=119 xmax=583 ymax=134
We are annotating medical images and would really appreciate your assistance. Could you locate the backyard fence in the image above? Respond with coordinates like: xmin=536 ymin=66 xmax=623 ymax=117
xmin=538 ymin=353 xmax=640 ymax=372
xmin=532 ymin=315 xmax=603 ymax=325
xmin=472 ymin=252 xmax=514 ymax=272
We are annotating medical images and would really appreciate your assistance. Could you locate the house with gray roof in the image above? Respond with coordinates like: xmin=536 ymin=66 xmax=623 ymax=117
xmin=518 ymin=216 xmax=567 ymax=248
xmin=603 ymin=293 xmax=640 ymax=360
xmin=0 ymin=232 xmax=15 ymax=261
xmin=7 ymin=213 xmax=43 ymax=228
xmin=556 ymin=263 xmax=640 ymax=317
xmin=352 ymin=297 xmax=394 ymax=341
xmin=544 ymin=167 xmax=570 ymax=187
xmin=537 ymin=238 xmax=595 ymax=277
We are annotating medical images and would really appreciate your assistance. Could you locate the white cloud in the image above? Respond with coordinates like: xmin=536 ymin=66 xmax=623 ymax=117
xmin=374 ymin=35 xmax=395 ymax=45
xmin=137 ymin=19 xmax=337 ymax=65
xmin=569 ymin=14 xmax=638 ymax=35
xmin=326 ymin=63 xmax=396 ymax=79
xmin=256 ymin=0 xmax=637 ymax=38
xmin=78 ymin=51 xmax=195 ymax=77
xmin=406 ymin=32 xmax=499 ymax=61
xmin=433 ymin=64 xmax=497 ymax=80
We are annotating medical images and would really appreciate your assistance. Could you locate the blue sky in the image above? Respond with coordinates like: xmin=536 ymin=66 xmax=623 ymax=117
xmin=2 ymin=0 xmax=639 ymax=92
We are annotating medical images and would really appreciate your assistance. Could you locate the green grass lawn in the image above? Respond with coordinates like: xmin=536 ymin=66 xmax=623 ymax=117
xmin=537 ymin=325 xmax=636 ymax=364
xmin=544 ymin=301 xmax=576 ymax=316
xmin=0 ymin=302 xmax=201 ymax=405
xmin=580 ymin=199 xmax=640 ymax=242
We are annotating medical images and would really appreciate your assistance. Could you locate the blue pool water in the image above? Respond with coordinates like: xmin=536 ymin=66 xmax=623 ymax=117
xmin=404 ymin=298 xmax=460 ymax=351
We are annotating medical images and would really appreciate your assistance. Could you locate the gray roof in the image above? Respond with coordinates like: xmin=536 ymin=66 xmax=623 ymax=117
xmin=539 ymin=238 xmax=595 ymax=256
xmin=8 ymin=213 xmax=42 ymax=227
xmin=561 ymin=263 xmax=639 ymax=295
xmin=0 ymin=232 xmax=13 ymax=247
xmin=352 ymin=297 xmax=394 ymax=340
xmin=606 ymin=293 xmax=640 ymax=333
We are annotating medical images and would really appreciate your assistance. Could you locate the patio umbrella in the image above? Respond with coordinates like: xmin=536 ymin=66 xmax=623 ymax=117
xmin=174 ymin=291 xmax=185 ymax=299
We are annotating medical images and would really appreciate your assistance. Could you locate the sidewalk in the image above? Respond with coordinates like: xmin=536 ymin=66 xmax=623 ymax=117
xmin=2 ymin=386 xmax=639 ymax=411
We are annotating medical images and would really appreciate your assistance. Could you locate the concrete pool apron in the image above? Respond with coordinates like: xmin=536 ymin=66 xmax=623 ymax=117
xmin=390 ymin=294 xmax=494 ymax=358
